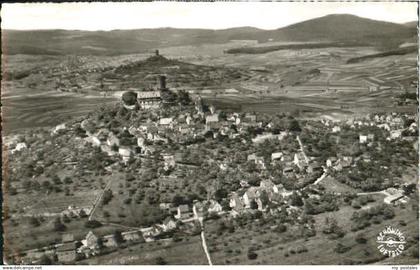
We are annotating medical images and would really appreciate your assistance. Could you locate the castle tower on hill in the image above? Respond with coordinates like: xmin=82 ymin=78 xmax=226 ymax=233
xmin=158 ymin=75 xmax=167 ymax=91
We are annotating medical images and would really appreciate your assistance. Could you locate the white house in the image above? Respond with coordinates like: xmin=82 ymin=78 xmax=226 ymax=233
xmin=293 ymin=152 xmax=307 ymax=169
xmin=205 ymin=114 xmax=219 ymax=125
xmin=118 ymin=147 xmax=133 ymax=163
xmin=332 ymin=126 xmax=341 ymax=133
xmin=271 ymin=152 xmax=283 ymax=161
xmin=159 ymin=117 xmax=173 ymax=126
xmin=52 ymin=123 xmax=67 ymax=134
xmin=208 ymin=200 xmax=223 ymax=213
xmin=260 ymin=179 xmax=278 ymax=194
xmin=11 ymin=142 xmax=27 ymax=154
xmin=390 ymin=130 xmax=403 ymax=139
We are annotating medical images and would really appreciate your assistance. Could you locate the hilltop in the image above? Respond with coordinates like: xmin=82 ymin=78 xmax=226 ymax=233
xmin=3 ymin=14 xmax=416 ymax=56
xmin=267 ymin=14 xmax=415 ymax=44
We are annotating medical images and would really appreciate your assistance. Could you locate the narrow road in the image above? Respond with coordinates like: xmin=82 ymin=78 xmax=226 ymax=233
xmin=313 ymin=168 xmax=328 ymax=185
xmin=88 ymin=176 xmax=113 ymax=221
xmin=356 ymin=190 xmax=388 ymax=196
xmin=193 ymin=209 xmax=213 ymax=265
xmin=200 ymin=229 xmax=212 ymax=266
xmin=297 ymin=135 xmax=328 ymax=186
xmin=296 ymin=135 xmax=310 ymax=163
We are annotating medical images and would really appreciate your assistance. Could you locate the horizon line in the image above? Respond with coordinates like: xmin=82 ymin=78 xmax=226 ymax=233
xmin=2 ymin=13 xmax=417 ymax=32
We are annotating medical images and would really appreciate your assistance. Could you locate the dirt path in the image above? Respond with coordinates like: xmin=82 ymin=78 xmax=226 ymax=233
xmin=193 ymin=210 xmax=213 ymax=265
xmin=313 ymin=169 xmax=328 ymax=185
xmin=296 ymin=135 xmax=310 ymax=163
xmin=88 ymin=176 xmax=113 ymax=221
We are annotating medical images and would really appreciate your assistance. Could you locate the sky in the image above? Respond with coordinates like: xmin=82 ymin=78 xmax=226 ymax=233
xmin=1 ymin=2 xmax=418 ymax=31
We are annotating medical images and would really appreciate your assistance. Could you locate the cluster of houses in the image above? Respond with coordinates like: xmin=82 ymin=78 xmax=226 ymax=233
xmin=228 ymin=179 xmax=291 ymax=216
xmin=18 ymin=198 xmax=226 ymax=264
xmin=77 ymin=88 xmax=301 ymax=166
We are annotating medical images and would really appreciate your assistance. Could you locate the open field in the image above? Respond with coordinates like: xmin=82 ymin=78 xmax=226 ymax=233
xmin=2 ymin=42 xmax=416 ymax=135
xmin=4 ymin=216 xmax=118 ymax=253
xmin=204 ymin=200 xmax=419 ymax=265
xmin=2 ymin=90 xmax=116 ymax=134
xmin=81 ymin=235 xmax=208 ymax=265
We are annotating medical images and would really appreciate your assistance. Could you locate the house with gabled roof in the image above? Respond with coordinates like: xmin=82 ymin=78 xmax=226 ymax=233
xmin=260 ymin=179 xmax=279 ymax=194
xmin=229 ymin=193 xmax=244 ymax=214
xmin=122 ymin=230 xmax=142 ymax=242
xmin=161 ymin=217 xmax=177 ymax=232
xmin=83 ymin=231 xmax=99 ymax=250
xmin=208 ymin=200 xmax=223 ymax=214
xmin=293 ymin=152 xmax=307 ymax=169
xmin=243 ymin=187 xmax=263 ymax=210
xmin=271 ymin=152 xmax=283 ymax=161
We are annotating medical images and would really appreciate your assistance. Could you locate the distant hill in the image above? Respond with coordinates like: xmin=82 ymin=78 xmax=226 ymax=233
xmin=264 ymin=14 xmax=416 ymax=46
xmin=404 ymin=21 xmax=418 ymax=28
xmin=3 ymin=14 xmax=417 ymax=56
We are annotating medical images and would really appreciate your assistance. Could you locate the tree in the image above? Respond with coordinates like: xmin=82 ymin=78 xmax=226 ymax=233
xmin=355 ymin=233 xmax=367 ymax=244
xmin=214 ymin=189 xmax=228 ymax=203
xmin=102 ymin=189 xmax=113 ymax=205
xmin=39 ymin=254 xmax=52 ymax=265
xmin=274 ymin=224 xmax=287 ymax=233
xmin=290 ymin=192 xmax=303 ymax=207
xmin=29 ymin=217 xmax=40 ymax=227
xmin=62 ymin=214 xmax=71 ymax=223
xmin=288 ymin=119 xmax=301 ymax=132
xmin=334 ymin=242 xmax=351 ymax=254
xmin=52 ymin=175 xmax=62 ymax=185
xmin=63 ymin=177 xmax=73 ymax=184
xmin=177 ymin=90 xmax=191 ymax=105
xmin=122 ymin=91 xmax=138 ymax=106
xmin=85 ymin=220 xmax=102 ymax=228
xmin=113 ymin=230 xmax=124 ymax=245
xmin=53 ymin=217 xmax=66 ymax=232
xmin=79 ymin=209 xmax=88 ymax=218
xmin=155 ymin=256 xmax=167 ymax=265
xmin=247 ymin=249 xmax=258 ymax=260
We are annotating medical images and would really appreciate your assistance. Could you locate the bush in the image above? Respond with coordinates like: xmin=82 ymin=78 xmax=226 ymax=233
xmin=85 ymin=220 xmax=102 ymax=228
xmin=155 ymin=256 xmax=167 ymax=265
xmin=274 ymin=224 xmax=287 ymax=233
xmin=355 ymin=234 xmax=367 ymax=244
xmin=62 ymin=215 xmax=71 ymax=223
xmin=334 ymin=243 xmax=351 ymax=254
xmin=122 ymin=91 xmax=138 ymax=106
xmin=29 ymin=217 xmax=40 ymax=227
xmin=53 ymin=218 xmax=66 ymax=232
xmin=247 ymin=250 xmax=258 ymax=260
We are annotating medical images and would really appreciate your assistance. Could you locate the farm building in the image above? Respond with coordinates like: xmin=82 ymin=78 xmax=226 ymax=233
xmin=384 ymin=193 xmax=405 ymax=204
xmin=83 ymin=231 xmax=100 ymax=250
xmin=102 ymin=235 xmax=118 ymax=248
xmin=122 ymin=230 xmax=142 ymax=241
xmin=161 ymin=217 xmax=177 ymax=231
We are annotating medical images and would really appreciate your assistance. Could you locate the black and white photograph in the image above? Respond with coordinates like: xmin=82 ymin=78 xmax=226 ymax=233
xmin=1 ymin=1 xmax=419 ymax=266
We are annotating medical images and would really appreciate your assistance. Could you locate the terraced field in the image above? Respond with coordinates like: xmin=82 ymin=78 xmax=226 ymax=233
xmin=2 ymin=91 xmax=116 ymax=134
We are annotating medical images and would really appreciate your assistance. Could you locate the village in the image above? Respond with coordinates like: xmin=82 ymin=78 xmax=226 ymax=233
xmin=4 ymin=72 xmax=418 ymax=265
